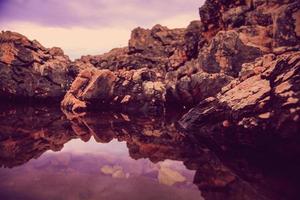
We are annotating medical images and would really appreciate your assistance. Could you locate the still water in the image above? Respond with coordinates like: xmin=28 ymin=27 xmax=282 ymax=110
xmin=0 ymin=105 xmax=299 ymax=200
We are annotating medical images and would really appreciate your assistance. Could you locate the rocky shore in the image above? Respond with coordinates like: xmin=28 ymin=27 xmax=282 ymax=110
xmin=0 ymin=0 xmax=300 ymax=199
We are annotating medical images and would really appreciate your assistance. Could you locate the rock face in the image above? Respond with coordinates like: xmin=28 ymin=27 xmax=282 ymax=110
xmin=179 ymin=51 xmax=300 ymax=148
xmin=0 ymin=31 xmax=75 ymax=100
xmin=62 ymin=23 xmax=238 ymax=111
xmin=0 ymin=1 xmax=299 ymax=115
xmin=61 ymin=67 xmax=166 ymax=113
xmin=60 ymin=0 xmax=300 ymax=113
xmin=177 ymin=0 xmax=300 ymax=152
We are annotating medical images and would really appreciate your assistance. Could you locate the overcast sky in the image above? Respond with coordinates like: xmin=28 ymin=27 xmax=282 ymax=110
xmin=0 ymin=0 xmax=204 ymax=59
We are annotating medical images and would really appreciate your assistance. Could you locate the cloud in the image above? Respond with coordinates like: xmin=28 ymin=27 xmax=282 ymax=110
xmin=0 ymin=0 xmax=203 ymax=28
xmin=0 ymin=0 xmax=205 ymax=59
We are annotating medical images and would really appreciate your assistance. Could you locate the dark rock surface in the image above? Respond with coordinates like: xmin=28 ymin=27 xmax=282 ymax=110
xmin=61 ymin=67 xmax=166 ymax=114
xmin=0 ymin=1 xmax=299 ymax=114
xmin=59 ymin=0 xmax=300 ymax=113
xmin=179 ymin=50 xmax=300 ymax=155
xmin=0 ymin=31 xmax=75 ymax=100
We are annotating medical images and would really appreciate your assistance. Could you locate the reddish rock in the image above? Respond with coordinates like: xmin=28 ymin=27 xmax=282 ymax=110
xmin=179 ymin=50 xmax=300 ymax=150
xmin=61 ymin=67 xmax=166 ymax=114
xmin=0 ymin=31 xmax=75 ymax=100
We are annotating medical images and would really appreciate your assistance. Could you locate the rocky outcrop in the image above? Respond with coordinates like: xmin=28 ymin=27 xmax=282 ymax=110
xmin=0 ymin=31 xmax=75 ymax=100
xmin=61 ymin=67 xmax=166 ymax=114
xmin=61 ymin=0 xmax=300 ymax=113
xmin=199 ymin=0 xmax=300 ymax=48
xmin=63 ymin=22 xmax=257 ymax=111
xmin=1 ymin=1 xmax=299 ymax=115
xmin=179 ymin=50 xmax=300 ymax=157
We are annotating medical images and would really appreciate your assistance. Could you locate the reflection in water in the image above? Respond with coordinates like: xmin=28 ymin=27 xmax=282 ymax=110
xmin=0 ymin=105 xmax=299 ymax=200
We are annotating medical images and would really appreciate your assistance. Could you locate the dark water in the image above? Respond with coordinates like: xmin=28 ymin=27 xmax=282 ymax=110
xmin=0 ymin=105 xmax=299 ymax=200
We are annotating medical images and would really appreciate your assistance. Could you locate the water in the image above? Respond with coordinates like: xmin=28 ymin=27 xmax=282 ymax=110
xmin=0 ymin=105 xmax=204 ymax=200
xmin=0 ymin=105 xmax=299 ymax=200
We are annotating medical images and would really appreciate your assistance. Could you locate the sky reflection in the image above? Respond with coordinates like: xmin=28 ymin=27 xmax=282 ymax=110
xmin=0 ymin=137 xmax=202 ymax=200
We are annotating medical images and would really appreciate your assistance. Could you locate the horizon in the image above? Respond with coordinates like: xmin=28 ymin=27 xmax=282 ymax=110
xmin=0 ymin=0 xmax=204 ymax=60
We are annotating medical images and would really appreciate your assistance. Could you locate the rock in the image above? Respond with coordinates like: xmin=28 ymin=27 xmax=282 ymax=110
xmin=0 ymin=31 xmax=74 ymax=100
xmin=184 ymin=20 xmax=206 ymax=59
xmin=198 ymin=30 xmax=262 ymax=77
xmin=1 ymin=0 xmax=300 ymax=115
xmin=179 ymin=51 xmax=300 ymax=151
xmin=273 ymin=1 xmax=300 ymax=47
xmin=61 ymin=67 xmax=166 ymax=114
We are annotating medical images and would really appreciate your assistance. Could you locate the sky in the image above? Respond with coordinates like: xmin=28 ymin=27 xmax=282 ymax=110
xmin=0 ymin=0 xmax=204 ymax=59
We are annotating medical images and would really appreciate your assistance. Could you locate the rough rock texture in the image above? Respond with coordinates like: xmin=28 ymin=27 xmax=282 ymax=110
xmin=179 ymin=50 xmax=300 ymax=145
xmin=0 ymin=31 xmax=75 ymax=100
xmin=178 ymin=0 xmax=300 ymax=151
xmin=61 ymin=67 xmax=166 ymax=114
xmin=173 ymin=1 xmax=300 ymax=198
xmin=199 ymin=0 xmax=300 ymax=48
xmin=62 ymin=0 xmax=300 ymax=113
xmin=62 ymin=23 xmax=245 ymax=111
xmin=1 ymin=1 xmax=299 ymax=114
xmin=198 ymin=30 xmax=262 ymax=77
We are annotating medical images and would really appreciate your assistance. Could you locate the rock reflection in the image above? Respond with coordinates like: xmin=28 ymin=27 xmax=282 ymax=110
xmin=0 ymin=105 xmax=299 ymax=200
xmin=0 ymin=105 xmax=76 ymax=168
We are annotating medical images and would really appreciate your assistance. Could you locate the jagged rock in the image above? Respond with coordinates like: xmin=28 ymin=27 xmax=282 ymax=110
xmin=179 ymin=51 xmax=300 ymax=154
xmin=184 ymin=20 xmax=206 ymax=59
xmin=198 ymin=0 xmax=300 ymax=49
xmin=273 ymin=1 xmax=300 ymax=47
xmin=198 ymin=30 xmax=262 ymax=77
xmin=0 ymin=31 xmax=75 ymax=100
xmin=61 ymin=67 xmax=166 ymax=114
xmin=0 ymin=0 xmax=298 ymax=117
xmin=74 ymin=24 xmax=187 ymax=75
xmin=167 ymin=71 xmax=233 ymax=105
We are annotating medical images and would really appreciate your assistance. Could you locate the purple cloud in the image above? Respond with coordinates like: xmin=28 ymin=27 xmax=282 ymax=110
xmin=0 ymin=0 xmax=203 ymax=28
